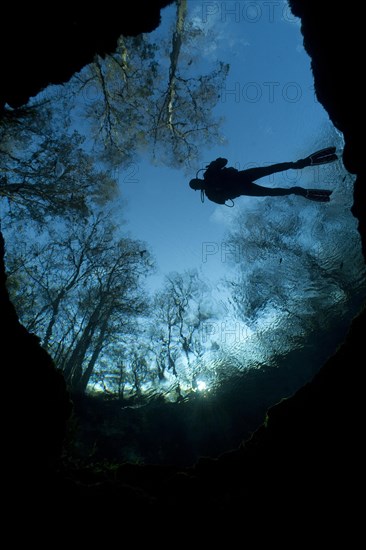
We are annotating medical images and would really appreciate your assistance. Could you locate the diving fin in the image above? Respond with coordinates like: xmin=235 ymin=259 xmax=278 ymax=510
xmin=305 ymin=189 xmax=333 ymax=202
xmin=307 ymin=147 xmax=338 ymax=166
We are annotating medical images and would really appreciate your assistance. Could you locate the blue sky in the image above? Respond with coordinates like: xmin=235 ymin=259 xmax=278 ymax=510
xmin=117 ymin=1 xmax=341 ymax=291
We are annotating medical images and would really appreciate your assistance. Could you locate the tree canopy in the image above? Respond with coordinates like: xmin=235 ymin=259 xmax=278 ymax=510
xmin=0 ymin=106 xmax=118 ymax=224
xmin=73 ymin=0 xmax=229 ymax=169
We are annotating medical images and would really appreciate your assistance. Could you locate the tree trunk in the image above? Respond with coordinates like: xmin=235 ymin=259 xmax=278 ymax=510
xmin=166 ymin=0 xmax=187 ymax=127
xmin=155 ymin=0 xmax=187 ymax=134
xmin=42 ymin=295 xmax=63 ymax=349
xmin=62 ymin=300 xmax=104 ymax=386
xmin=77 ymin=316 xmax=110 ymax=393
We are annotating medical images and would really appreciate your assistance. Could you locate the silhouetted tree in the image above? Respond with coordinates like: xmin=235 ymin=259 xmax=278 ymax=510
xmin=75 ymin=0 xmax=229 ymax=169
xmin=0 ymin=105 xmax=118 ymax=224
xmin=149 ymin=269 xmax=213 ymax=389
xmin=225 ymin=198 xmax=366 ymax=357
xmin=6 ymin=213 xmax=154 ymax=393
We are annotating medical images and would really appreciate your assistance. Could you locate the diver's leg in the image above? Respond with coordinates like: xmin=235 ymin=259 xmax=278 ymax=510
xmin=241 ymin=182 xmax=305 ymax=197
xmin=239 ymin=182 xmax=332 ymax=201
xmin=293 ymin=186 xmax=332 ymax=201
xmin=239 ymin=151 xmax=338 ymax=182
xmin=238 ymin=162 xmax=296 ymax=182
xmin=304 ymin=189 xmax=332 ymax=202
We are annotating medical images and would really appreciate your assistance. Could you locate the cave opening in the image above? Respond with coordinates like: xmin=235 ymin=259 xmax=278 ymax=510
xmin=1 ymin=0 xmax=365 ymax=470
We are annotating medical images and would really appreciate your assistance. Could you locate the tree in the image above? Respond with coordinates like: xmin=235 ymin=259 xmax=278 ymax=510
xmin=224 ymin=197 xmax=366 ymax=359
xmin=6 ymin=212 xmax=154 ymax=393
xmin=74 ymin=0 xmax=229 ymax=169
xmin=0 ymin=104 xmax=118 ymax=225
xmin=6 ymin=214 xmax=110 ymax=341
xmin=149 ymin=269 xmax=214 ymax=390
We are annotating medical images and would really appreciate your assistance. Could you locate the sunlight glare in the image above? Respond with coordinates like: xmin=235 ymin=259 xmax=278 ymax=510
xmin=197 ymin=380 xmax=207 ymax=391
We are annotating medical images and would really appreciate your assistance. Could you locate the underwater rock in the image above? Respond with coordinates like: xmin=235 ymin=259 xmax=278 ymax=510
xmin=288 ymin=0 xmax=365 ymax=256
xmin=1 ymin=233 xmax=72 ymax=475
xmin=0 ymin=1 xmax=173 ymax=110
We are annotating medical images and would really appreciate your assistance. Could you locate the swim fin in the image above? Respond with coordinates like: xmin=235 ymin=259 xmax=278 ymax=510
xmin=307 ymin=147 xmax=338 ymax=166
xmin=305 ymin=189 xmax=333 ymax=202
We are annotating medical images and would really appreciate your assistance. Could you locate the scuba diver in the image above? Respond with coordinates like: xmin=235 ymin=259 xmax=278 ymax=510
xmin=189 ymin=147 xmax=338 ymax=206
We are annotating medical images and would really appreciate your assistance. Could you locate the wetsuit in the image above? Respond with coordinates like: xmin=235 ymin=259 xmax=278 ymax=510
xmin=203 ymin=157 xmax=300 ymax=205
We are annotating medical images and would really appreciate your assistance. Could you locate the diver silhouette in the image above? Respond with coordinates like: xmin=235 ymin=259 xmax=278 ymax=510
xmin=189 ymin=147 xmax=338 ymax=206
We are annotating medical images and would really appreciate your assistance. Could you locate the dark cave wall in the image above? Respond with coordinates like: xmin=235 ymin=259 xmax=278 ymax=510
xmin=1 ymin=233 xmax=72 ymax=471
xmin=0 ymin=1 xmax=173 ymax=110
xmin=288 ymin=0 xmax=366 ymax=256
xmin=187 ymin=305 xmax=366 ymax=523
xmin=0 ymin=0 xmax=365 ymax=528
xmin=288 ymin=0 xmax=362 ymax=175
